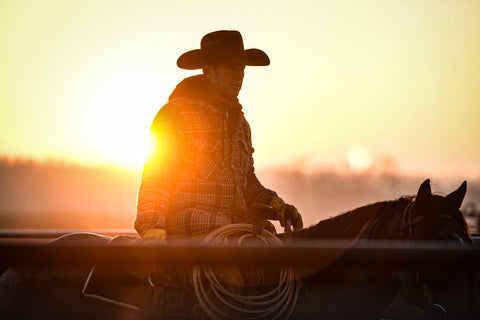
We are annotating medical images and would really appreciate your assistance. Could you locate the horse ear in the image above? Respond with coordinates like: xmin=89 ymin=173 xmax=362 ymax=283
xmin=446 ymin=181 xmax=467 ymax=208
xmin=415 ymin=179 xmax=432 ymax=211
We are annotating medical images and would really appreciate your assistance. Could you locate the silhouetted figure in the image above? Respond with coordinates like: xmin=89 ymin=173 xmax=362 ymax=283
xmin=135 ymin=31 xmax=303 ymax=242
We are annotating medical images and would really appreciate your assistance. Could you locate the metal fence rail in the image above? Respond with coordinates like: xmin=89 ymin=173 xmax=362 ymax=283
xmin=1 ymin=229 xmax=479 ymax=241
xmin=0 ymin=230 xmax=479 ymax=269
xmin=0 ymin=240 xmax=479 ymax=270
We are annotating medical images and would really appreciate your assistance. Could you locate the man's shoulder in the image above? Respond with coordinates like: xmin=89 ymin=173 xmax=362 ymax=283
xmin=151 ymin=98 xmax=209 ymax=131
xmin=158 ymin=97 xmax=205 ymax=117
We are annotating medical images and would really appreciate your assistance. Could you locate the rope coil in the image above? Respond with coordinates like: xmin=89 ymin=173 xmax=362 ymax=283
xmin=192 ymin=223 xmax=300 ymax=320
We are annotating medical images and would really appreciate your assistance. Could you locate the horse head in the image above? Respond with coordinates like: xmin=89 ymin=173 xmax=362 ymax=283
xmin=396 ymin=179 xmax=472 ymax=320
xmin=401 ymin=179 xmax=471 ymax=244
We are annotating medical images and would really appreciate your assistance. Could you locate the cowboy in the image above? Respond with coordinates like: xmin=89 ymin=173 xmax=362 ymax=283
xmin=135 ymin=30 xmax=303 ymax=243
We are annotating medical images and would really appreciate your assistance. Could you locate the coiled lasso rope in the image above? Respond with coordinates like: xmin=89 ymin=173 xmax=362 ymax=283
xmin=192 ymin=223 xmax=301 ymax=320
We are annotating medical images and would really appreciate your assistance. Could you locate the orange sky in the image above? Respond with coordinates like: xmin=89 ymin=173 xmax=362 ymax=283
xmin=1 ymin=0 xmax=479 ymax=179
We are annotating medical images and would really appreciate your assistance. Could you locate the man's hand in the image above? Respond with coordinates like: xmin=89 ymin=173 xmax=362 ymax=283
xmin=270 ymin=197 xmax=303 ymax=230
xmin=140 ymin=228 xmax=170 ymax=285
xmin=141 ymin=228 xmax=167 ymax=243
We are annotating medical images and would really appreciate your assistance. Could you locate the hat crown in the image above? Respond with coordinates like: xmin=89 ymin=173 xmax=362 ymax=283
xmin=201 ymin=30 xmax=245 ymax=63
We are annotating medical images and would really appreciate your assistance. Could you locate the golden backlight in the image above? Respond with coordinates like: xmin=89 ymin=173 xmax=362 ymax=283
xmin=81 ymin=70 xmax=159 ymax=169
xmin=0 ymin=0 xmax=479 ymax=178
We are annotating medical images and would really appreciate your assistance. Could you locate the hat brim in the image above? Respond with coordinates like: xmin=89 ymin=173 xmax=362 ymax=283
xmin=177 ymin=48 xmax=270 ymax=70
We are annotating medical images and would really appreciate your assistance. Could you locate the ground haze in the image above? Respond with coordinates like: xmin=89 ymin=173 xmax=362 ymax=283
xmin=0 ymin=158 xmax=478 ymax=233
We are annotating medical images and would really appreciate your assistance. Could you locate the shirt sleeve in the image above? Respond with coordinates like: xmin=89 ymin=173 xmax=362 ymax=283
xmin=134 ymin=104 xmax=184 ymax=236
xmin=244 ymin=167 xmax=278 ymax=208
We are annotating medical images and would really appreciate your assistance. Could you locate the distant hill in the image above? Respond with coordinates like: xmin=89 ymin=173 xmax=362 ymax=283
xmin=0 ymin=158 xmax=478 ymax=232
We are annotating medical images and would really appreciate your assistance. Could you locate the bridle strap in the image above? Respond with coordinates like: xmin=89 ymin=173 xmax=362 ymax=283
xmin=400 ymin=202 xmax=424 ymax=237
xmin=397 ymin=202 xmax=448 ymax=317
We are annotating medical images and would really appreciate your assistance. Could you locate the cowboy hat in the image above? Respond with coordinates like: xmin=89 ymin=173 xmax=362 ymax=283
xmin=177 ymin=30 xmax=270 ymax=70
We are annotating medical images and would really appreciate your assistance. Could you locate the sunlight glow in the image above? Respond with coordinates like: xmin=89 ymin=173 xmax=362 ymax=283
xmin=82 ymin=70 xmax=160 ymax=169
xmin=346 ymin=145 xmax=373 ymax=174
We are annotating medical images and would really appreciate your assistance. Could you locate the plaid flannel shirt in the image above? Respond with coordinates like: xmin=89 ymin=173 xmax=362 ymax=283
xmin=135 ymin=76 xmax=277 ymax=236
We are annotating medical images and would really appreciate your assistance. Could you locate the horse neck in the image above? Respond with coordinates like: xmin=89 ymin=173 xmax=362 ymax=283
xmin=362 ymin=197 xmax=413 ymax=240
xmin=292 ymin=202 xmax=386 ymax=240
xmin=292 ymin=197 xmax=413 ymax=240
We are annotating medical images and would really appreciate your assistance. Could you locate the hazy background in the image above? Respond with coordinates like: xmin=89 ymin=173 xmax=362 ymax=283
xmin=1 ymin=158 xmax=478 ymax=233
xmin=1 ymin=1 xmax=479 ymax=232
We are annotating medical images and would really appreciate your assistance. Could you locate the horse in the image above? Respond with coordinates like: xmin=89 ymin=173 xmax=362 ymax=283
xmin=0 ymin=179 xmax=473 ymax=320
xmin=289 ymin=179 xmax=473 ymax=320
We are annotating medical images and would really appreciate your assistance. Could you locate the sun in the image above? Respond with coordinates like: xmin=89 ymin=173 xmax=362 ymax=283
xmin=346 ymin=144 xmax=374 ymax=174
xmin=81 ymin=70 xmax=167 ymax=170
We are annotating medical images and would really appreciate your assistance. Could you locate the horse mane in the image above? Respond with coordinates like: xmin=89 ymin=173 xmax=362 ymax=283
xmin=292 ymin=196 xmax=413 ymax=240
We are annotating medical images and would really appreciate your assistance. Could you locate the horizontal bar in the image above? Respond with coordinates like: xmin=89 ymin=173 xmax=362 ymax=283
xmin=1 ymin=230 xmax=479 ymax=243
xmin=1 ymin=240 xmax=479 ymax=269
xmin=0 ymin=229 xmax=137 ymax=238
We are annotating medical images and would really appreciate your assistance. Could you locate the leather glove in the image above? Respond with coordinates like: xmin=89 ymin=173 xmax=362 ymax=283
xmin=141 ymin=228 xmax=167 ymax=243
xmin=270 ymin=197 xmax=303 ymax=230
